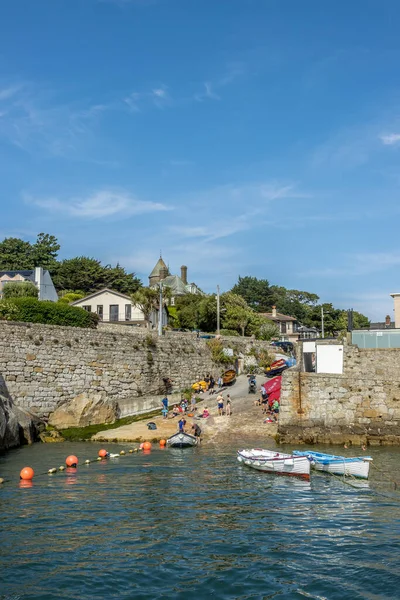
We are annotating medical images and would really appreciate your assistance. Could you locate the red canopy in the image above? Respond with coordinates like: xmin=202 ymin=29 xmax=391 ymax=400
xmin=262 ymin=376 xmax=282 ymax=403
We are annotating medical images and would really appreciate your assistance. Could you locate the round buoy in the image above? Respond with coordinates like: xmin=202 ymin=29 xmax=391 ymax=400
xmin=66 ymin=455 xmax=78 ymax=467
xmin=159 ymin=439 xmax=166 ymax=447
xmin=59 ymin=466 xmax=65 ymax=471
xmin=143 ymin=441 xmax=152 ymax=451
xmin=139 ymin=443 xmax=145 ymax=450
xmin=85 ymin=459 xmax=90 ymax=464
xmin=20 ymin=467 xmax=34 ymax=480
xmin=48 ymin=468 xmax=57 ymax=474
xmin=0 ymin=477 xmax=4 ymax=484
xmin=120 ymin=450 xmax=126 ymax=455
xmin=98 ymin=449 xmax=108 ymax=458
xmin=134 ymin=448 xmax=139 ymax=453
xmin=129 ymin=449 xmax=134 ymax=454
xmin=97 ymin=456 xmax=102 ymax=461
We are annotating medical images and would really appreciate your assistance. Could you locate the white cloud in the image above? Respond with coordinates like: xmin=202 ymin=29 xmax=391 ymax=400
xmin=0 ymin=85 xmax=22 ymax=101
xmin=195 ymin=82 xmax=220 ymax=102
xmin=380 ymin=133 xmax=400 ymax=146
xmin=26 ymin=190 xmax=171 ymax=219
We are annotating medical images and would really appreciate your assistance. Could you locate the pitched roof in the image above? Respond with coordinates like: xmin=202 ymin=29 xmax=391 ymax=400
xmin=261 ymin=311 xmax=297 ymax=322
xmin=362 ymin=322 xmax=395 ymax=330
xmin=0 ymin=270 xmax=35 ymax=280
xmin=149 ymin=257 xmax=168 ymax=278
xmin=71 ymin=288 xmax=132 ymax=305
xmin=161 ymin=274 xmax=188 ymax=295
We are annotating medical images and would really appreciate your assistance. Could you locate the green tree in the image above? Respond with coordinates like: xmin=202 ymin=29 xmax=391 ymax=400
xmin=131 ymin=287 xmax=160 ymax=329
xmin=223 ymin=306 xmax=253 ymax=336
xmin=231 ymin=276 xmax=273 ymax=312
xmin=103 ymin=263 xmax=142 ymax=295
xmin=0 ymin=237 xmax=33 ymax=270
xmin=2 ymin=281 xmax=39 ymax=299
xmin=58 ymin=290 xmax=86 ymax=304
xmin=32 ymin=233 xmax=60 ymax=269
xmin=270 ymin=286 xmax=319 ymax=322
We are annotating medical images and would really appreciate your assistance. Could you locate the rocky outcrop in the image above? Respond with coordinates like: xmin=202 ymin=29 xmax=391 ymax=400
xmin=0 ymin=392 xmax=43 ymax=452
xmin=48 ymin=393 xmax=120 ymax=429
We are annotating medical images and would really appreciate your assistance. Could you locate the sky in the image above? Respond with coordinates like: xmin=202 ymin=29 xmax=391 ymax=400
xmin=1 ymin=0 xmax=400 ymax=320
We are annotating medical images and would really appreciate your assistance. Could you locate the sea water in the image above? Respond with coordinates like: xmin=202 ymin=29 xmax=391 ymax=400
xmin=1 ymin=442 xmax=400 ymax=600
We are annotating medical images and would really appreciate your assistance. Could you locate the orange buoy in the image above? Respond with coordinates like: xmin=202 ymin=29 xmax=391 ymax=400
xmin=65 ymin=455 xmax=79 ymax=467
xmin=143 ymin=441 xmax=152 ymax=451
xmin=98 ymin=449 xmax=108 ymax=458
xmin=159 ymin=439 xmax=166 ymax=447
xmin=20 ymin=466 xmax=34 ymax=480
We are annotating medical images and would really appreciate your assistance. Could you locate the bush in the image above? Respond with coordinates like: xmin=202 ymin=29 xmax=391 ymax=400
xmin=0 ymin=300 xmax=19 ymax=321
xmin=2 ymin=281 xmax=38 ymax=299
xmin=207 ymin=339 xmax=234 ymax=365
xmin=7 ymin=297 xmax=99 ymax=328
xmin=219 ymin=329 xmax=240 ymax=337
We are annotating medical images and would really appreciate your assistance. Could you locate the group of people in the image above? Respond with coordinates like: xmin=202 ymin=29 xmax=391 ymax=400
xmin=177 ymin=416 xmax=202 ymax=441
xmin=193 ymin=373 xmax=225 ymax=394
xmin=161 ymin=393 xmax=198 ymax=419
xmin=216 ymin=393 xmax=232 ymax=416
xmin=255 ymin=385 xmax=280 ymax=421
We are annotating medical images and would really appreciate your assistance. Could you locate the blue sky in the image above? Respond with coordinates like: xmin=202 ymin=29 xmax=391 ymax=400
xmin=1 ymin=0 xmax=400 ymax=320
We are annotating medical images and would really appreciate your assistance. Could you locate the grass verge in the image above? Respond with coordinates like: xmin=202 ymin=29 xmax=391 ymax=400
xmin=60 ymin=408 xmax=161 ymax=441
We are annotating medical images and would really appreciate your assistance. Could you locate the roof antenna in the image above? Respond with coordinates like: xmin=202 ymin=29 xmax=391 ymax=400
xmin=160 ymin=249 xmax=162 ymax=258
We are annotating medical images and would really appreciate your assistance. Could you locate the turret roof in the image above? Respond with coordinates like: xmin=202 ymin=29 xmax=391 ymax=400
xmin=149 ymin=257 xmax=168 ymax=277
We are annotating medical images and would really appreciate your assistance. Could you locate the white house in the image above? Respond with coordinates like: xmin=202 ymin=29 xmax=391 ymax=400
xmin=0 ymin=267 xmax=58 ymax=301
xmin=71 ymin=288 xmax=168 ymax=328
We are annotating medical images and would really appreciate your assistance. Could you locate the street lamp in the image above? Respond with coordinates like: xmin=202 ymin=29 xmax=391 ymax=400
xmin=158 ymin=282 xmax=163 ymax=337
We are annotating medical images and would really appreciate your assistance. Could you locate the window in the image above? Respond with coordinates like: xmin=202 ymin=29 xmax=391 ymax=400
xmin=82 ymin=305 xmax=92 ymax=312
xmin=281 ymin=322 xmax=287 ymax=334
xmin=125 ymin=304 xmax=132 ymax=321
xmin=97 ymin=305 xmax=103 ymax=320
xmin=110 ymin=305 xmax=119 ymax=322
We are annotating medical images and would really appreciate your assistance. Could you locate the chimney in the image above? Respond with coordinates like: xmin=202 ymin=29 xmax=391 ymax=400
xmin=34 ymin=267 xmax=44 ymax=300
xmin=159 ymin=267 xmax=168 ymax=281
xmin=271 ymin=305 xmax=277 ymax=318
xmin=385 ymin=315 xmax=391 ymax=327
xmin=181 ymin=265 xmax=187 ymax=284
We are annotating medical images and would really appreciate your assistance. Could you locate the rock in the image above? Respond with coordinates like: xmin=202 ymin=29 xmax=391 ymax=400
xmin=0 ymin=392 xmax=44 ymax=451
xmin=39 ymin=429 xmax=65 ymax=443
xmin=48 ymin=393 xmax=120 ymax=428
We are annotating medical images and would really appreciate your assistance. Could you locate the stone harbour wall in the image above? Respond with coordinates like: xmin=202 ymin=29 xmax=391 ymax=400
xmin=279 ymin=343 xmax=400 ymax=446
xmin=0 ymin=321 xmax=272 ymax=422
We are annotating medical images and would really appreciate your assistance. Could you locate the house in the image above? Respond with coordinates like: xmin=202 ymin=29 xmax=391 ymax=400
xmin=297 ymin=325 xmax=320 ymax=339
xmin=149 ymin=257 xmax=203 ymax=305
xmin=361 ymin=315 xmax=395 ymax=330
xmin=0 ymin=267 xmax=58 ymax=301
xmin=71 ymin=288 xmax=168 ymax=329
xmin=260 ymin=306 xmax=299 ymax=343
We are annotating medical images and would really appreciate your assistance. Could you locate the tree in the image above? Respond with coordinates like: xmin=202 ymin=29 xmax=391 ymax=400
xmin=103 ymin=263 xmax=142 ymax=295
xmin=270 ymin=286 xmax=319 ymax=323
xmin=0 ymin=237 xmax=33 ymax=270
xmin=223 ymin=306 xmax=253 ymax=336
xmin=131 ymin=287 xmax=160 ymax=328
xmin=32 ymin=233 xmax=60 ymax=269
xmin=2 ymin=281 xmax=38 ymax=299
xmin=58 ymin=290 xmax=86 ymax=304
xmin=231 ymin=276 xmax=273 ymax=312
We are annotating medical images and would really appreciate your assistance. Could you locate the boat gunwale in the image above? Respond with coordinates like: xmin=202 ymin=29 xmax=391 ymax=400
xmin=237 ymin=450 xmax=307 ymax=464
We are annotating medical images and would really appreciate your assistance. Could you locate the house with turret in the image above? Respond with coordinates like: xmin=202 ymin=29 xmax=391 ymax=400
xmin=149 ymin=257 xmax=203 ymax=305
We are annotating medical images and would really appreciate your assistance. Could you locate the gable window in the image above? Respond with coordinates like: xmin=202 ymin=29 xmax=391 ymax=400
xmin=125 ymin=304 xmax=132 ymax=321
xmin=97 ymin=305 xmax=103 ymax=320
xmin=82 ymin=305 xmax=92 ymax=312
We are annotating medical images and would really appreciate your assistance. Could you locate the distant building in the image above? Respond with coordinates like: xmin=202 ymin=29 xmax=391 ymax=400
xmin=361 ymin=314 xmax=395 ymax=330
xmin=71 ymin=288 xmax=168 ymax=329
xmin=0 ymin=267 xmax=58 ymax=301
xmin=149 ymin=257 xmax=203 ymax=305
xmin=260 ymin=306 xmax=299 ymax=343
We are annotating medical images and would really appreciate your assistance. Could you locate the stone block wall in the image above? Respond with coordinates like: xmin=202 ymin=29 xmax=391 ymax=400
xmin=279 ymin=342 xmax=400 ymax=445
xmin=0 ymin=322 xmax=272 ymax=420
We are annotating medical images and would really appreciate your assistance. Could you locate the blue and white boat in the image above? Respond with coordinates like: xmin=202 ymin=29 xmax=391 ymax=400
xmin=293 ymin=450 xmax=373 ymax=479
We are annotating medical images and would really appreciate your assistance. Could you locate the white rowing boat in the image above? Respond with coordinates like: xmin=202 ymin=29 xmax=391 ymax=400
xmin=292 ymin=451 xmax=373 ymax=479
xmin=237 ymin=449 xmax=310 ymax=480
xmin=166 ymin=432 xmax=198 ymax=448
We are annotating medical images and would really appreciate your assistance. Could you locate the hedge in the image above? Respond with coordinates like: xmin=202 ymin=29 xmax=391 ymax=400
xmin=4 ymin=297 xmax=99 ymax=328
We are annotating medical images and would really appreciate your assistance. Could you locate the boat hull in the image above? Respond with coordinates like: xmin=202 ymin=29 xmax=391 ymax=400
xmin=222 ymin=369 xmax=236 ymax=385
xmin=237 ymin=449 xmax=310 ymax=480
xmin=293 ymin=451 xmax=372 ymax=479
xmin=166 ymin=432 xmax=198 ymax=448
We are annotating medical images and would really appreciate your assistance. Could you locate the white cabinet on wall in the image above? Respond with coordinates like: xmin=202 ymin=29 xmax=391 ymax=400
xmin=316 ymin=345 xmax=344 ymax=374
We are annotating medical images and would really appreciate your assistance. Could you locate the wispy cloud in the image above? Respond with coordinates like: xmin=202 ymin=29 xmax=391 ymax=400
xmin=26 ymin=189 xmax=172 ymax=219
xmin=302 ymin=251 xmax=400 ymax=278
xmin=194 ymin=63 xmax=244 ymax=102
xmin=0 ymin=85 xmax=22 ymax=101
xmin=124 ymin=85 xmax=170 ymax=112
xmin=379 ymin=133 xmax=400 ymax=146
xmin=194 ymin=82 xmax=220 ymax=102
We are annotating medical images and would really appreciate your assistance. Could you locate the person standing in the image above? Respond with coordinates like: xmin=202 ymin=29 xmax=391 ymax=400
xmin=217 ymin=393 xmax=224 ymax=416
xmin=218 ymin=375 xmax=223 ymax=388
xmin=226 ymin=394 xmax=232 ymax=416
xmin=190 ymin=393 xmax=196 ymax=412
xmin=161 ymin=395 xmax=169 ymax=412
xmin=178 ymin=417 xmax=186 ymax=433
xmin=191 ymin=422 xmax=202 ymax=442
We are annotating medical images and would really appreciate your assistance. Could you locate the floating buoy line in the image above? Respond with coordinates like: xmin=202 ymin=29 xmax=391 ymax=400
xmin=0 ymin=440 xmax=164 ymax=487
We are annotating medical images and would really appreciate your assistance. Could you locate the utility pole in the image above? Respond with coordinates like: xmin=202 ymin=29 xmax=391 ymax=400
xmin=158 ymin=282 xmax=163 ymax=337
xmin=217 ymin=285 xmax=220 ymax=335
xmin=321 ymin=306 xmax=324 ymax=339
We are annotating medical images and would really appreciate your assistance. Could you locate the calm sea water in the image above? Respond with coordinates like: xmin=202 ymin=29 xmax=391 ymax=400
xmin=1 ymin=441 xmax=400 ymax=600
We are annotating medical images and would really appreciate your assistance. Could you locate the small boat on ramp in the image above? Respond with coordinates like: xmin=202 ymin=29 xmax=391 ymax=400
xmin=237 ymin=449 xmax=310 ymax=480
xmin=293 ymin=450 xmax=373 ymax=479
xmin=166 ymin=432 xmax=198 ymax=448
